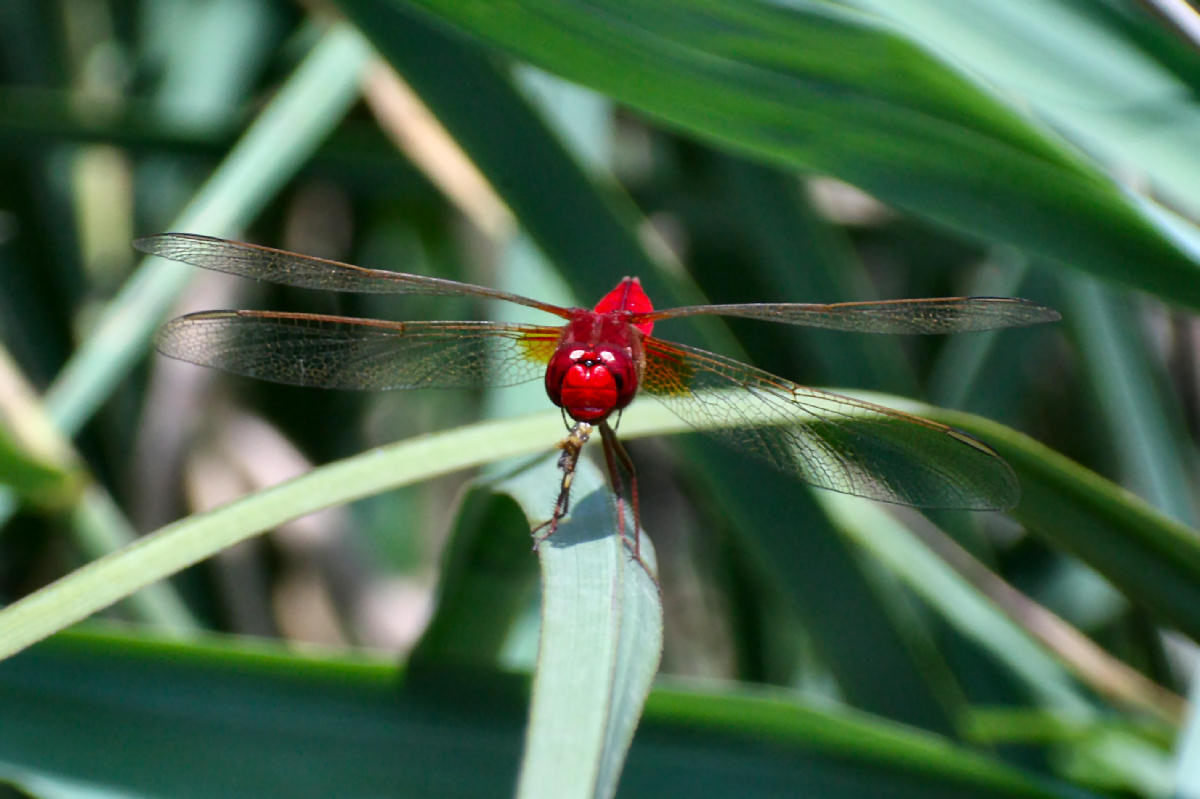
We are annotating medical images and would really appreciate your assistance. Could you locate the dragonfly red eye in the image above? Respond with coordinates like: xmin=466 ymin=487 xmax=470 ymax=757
xmin=545 ymin=345 xmax=638 ymax=422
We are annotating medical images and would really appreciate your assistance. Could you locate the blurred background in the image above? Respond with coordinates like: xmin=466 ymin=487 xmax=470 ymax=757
xmin=2 ymin=1 xmax=1200 ymax=797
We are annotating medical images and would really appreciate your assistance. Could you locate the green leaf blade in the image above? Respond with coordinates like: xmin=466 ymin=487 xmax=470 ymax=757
xmin=393 ymin=0 xmax=1200 ymax=308
xmin=498 ymin=460 xmax=662 ymax=799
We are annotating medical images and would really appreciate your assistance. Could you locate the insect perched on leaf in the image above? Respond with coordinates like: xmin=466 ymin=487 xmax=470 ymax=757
xmin=140 ymin=233 xmax=1059 ymax=556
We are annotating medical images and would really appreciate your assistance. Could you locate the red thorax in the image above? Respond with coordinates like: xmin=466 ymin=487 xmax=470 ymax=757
xmin=544 ymin=277 xmax=654 ymax=423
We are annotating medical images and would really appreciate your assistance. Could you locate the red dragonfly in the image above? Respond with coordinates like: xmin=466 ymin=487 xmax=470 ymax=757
xmin=139 ymin=233 xmax=1058 ymax=555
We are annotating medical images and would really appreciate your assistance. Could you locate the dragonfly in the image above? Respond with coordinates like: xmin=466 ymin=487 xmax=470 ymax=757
xmin=138 ymin=233 xmax=1059 ymax=557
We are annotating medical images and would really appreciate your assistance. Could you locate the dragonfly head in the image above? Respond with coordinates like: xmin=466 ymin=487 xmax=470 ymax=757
xmin=545 ymin=343 xmax=639 ymax=422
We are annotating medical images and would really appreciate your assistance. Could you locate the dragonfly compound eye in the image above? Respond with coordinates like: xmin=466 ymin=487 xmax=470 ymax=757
xmin=545 ymin=346 xmax=638 ymax=422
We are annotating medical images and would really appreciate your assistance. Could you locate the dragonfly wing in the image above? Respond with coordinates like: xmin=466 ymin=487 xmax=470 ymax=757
xmin=640 ymin=337 xmax=1017 ymax=510
xmin=642 ymin=297 xmax=1059 ymax=333
xmin=157 ymin=311 xmax=562 ymax=391
xmin=136 ymin=233 xmax=566 ymax=316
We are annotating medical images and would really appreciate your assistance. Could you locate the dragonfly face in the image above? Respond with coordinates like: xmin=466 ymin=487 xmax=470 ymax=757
xmin=544 ymin=278 xmax=653 ymax=423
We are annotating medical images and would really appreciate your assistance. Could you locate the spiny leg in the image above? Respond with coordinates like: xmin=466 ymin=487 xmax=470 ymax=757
xmin=598 ymin=419 xmax=643 ymax=560
xmin=530 ymin=421 xmax=593 ymax=549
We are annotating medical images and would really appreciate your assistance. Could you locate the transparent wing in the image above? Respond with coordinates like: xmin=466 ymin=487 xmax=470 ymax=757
xmin=640 ymin=297 xmax=1060 ymax=333
xmin=157 ymin=311 xmax=563 ymax=391
xmin=136 ymin=233 xmax=569 ymax=317
xmin=640 ymin=337 xmax=1017 ymax=510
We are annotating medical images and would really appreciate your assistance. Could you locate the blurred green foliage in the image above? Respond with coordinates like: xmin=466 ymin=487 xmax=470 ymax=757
xmin=1 ymin=1 xmax=1200 ymax=797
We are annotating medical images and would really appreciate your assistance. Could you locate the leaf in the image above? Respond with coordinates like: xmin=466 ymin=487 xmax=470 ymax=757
xmin=680 ymin=436 xmax=962 ymax=734
xmin=375 ymin=0 xmax=1200 ymax=309
xmin=841 ymin=0 xmax=1200 ymax=219
xmin=0 ymin=412 xmax=570 ymax=661
xmin=0 ymin=347 xmax=82 ymax=509
xmin=612 ymin=395 xmax=1200 ymax=643
xmin=334 ymin=1 xmax=666 ymax=306
xmin=444 ymin=454 xmax=663 ymax=799
xmin=42 ymin=23 xmax=371 ymax=437
xmin=1060 ymin=275 xmax=1196 ymax=525
xmin=408 ymin=483 xmax=540 ymax=667
xmin=0 ymin=423 xmax=78 ymax=509
xmin=925 ymin=407 xmax=1200 ymax=642
xmin=0 ymin=627 xmax=1087 ymax=799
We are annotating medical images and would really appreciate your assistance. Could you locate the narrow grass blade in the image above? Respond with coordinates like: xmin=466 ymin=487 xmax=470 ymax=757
xmin=500 ymin=459 xmax=662 ymax=799
xmin=929 ymin=407 xmax=1200 ymax=641
xmin=0 ymin=411 xmax=570 ymax=661
xmin=0 ymin=627 xmax=1089 ymax=799
xmin=394 ymin=0 xmax=1200 ymax=309
xmin=1062 ymin=275 xmax=1196 ymax=525
xmin=43 ymin=23 xmax=371 ymax=436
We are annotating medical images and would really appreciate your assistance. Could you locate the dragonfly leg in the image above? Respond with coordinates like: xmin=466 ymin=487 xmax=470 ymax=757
xmin=531 ymin=421 xmax=592 ymax=550
xmin=598 ymin=419 xmax=642 ymax=561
